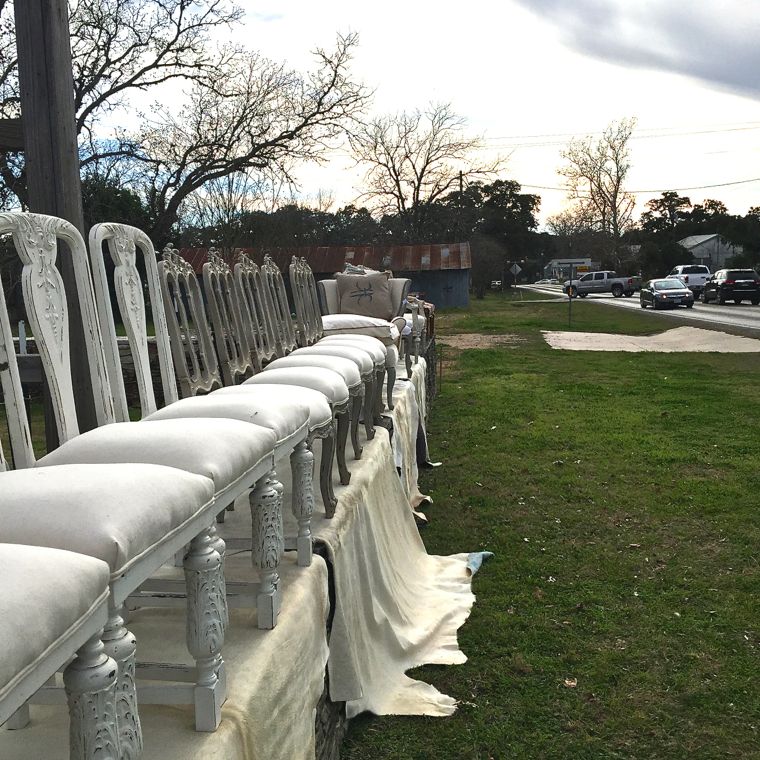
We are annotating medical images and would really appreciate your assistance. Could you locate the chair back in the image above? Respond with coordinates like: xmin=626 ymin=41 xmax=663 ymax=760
xmin=202 ymin=249 xmax=254 ymax=385
xmin=0 ymin=213 xmax=114 ymax=468
xmin=88 ymin=223 xmax=179 ymax=420
xmin=260 ymin=255 xmax=298 ymax=356
xmin=234 ymin=253 xmax=277 ymax=368
xmin=318 ymin=276 xmax=411 ymax=318
xmin=157 ymin=246 xmax=223 ymax=397
xmin=288 ymin=256 xmax=324 ymax=347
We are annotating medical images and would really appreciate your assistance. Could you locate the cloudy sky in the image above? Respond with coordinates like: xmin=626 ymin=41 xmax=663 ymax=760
xmin=226 ymin=0 xmax=760 ymax=226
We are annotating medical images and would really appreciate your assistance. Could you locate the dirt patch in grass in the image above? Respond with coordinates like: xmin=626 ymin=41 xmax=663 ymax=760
xmin=439 ymin=333 xmax=525 ymax=349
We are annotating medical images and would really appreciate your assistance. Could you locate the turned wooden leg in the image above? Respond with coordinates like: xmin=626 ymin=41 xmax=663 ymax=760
xmin=250 ymin=471 xmax=284 ymax=629
xmin=101 ymin=605 xmax=142 ymax=757
xmin=335 ymin=409 xmax=351 ymax=485
xmin=363 ymin=377 xmax=376 ymax=439
xmin=290 ymin=441 xmax=314 ymax=567
xmin=404 ymin=338 xmax=413 ymax=378
xmin=317 ymin=428 xmax=338 ymax=517
xmin=386 ymin=365 xmax=396 ymax=410
xmin=374 ymin=367 xmax=386 ymax=419
xmin=207 ymin=523 xmax=229 ymax=628
xmin=63 ymin=633 xmax=121 ymax=760
xmin=184 ymin=529 xmax=226 ymax=731
xmin=350 ymin=392 xmax=363 ymax=460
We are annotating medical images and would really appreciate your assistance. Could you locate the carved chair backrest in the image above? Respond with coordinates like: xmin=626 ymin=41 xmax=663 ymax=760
xmin=234 ymin=253 xmax=277 ymax=369
xmin=158 ymin=247 xmax=223 ymax=397
xmin=260 ymin=255 xmax=297 ymax=356
xmin=0 ymin=212 xmax=115 ymax=469
xmin=202 ymin=249 xmax=254 ymax=386
xmin=88 ymin=223 xmax=178 ymax=421
xmin=288 ymin=256 xmax=323 ymax=347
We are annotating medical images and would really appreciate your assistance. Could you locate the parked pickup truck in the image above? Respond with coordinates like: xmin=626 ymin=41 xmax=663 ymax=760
xmin=665 ymin=264 xmax=711 ymax=298
xmin=564 ymin=270 xmax=641 ymax=298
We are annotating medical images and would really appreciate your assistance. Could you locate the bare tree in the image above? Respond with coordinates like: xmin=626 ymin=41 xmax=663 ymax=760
xmin=0 ymin=0 xmax=243 ymax=205
xmin=546 ymin=205 xmax=596 ymax=238
xmin=0 ymin=3 xmax=369 ymax=239
xmin=180 ymin=169 xmax=273 ymax=250
xmin=559 ymin=117 xmax=636 ymax=262
xmin=350 ymin=102 xmax=502 ymax=236
xmin=129 ymin=34 xmax=368 ymax=240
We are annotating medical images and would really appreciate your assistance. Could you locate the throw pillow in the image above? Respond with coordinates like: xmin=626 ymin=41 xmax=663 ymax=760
xmin=336 ymin=272 xmax=393 ymax=320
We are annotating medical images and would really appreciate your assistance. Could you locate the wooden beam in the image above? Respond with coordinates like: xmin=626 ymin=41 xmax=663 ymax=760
xmin=0 ymin=117 xmax=24 ymax=151
xmin=14 ymin=0 xmax=98 ymax=436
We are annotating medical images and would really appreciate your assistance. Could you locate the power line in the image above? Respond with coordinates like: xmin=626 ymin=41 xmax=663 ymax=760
xmin=485 ymin=121 xmax=760 ymax=143
xmin=521 ymin=177 xmax=760 ymax=194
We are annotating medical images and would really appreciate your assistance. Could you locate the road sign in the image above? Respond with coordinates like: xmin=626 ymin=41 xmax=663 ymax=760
xmin=510 ymin=263 xmax=522 ymax=276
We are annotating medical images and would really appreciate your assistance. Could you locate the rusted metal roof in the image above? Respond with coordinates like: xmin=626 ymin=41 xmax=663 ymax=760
xmin=178 ymin=243 xmax=471 ymax=274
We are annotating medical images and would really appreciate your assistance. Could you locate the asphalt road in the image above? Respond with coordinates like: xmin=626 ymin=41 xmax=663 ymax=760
xmin=521 ymin=284 xmax=760 ymax=335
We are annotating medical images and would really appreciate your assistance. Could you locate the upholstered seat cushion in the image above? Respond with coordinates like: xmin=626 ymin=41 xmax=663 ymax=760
xmin=0 ymin=464 xmax=215 ymax=577
xmin=320 ymin=336 xmax=384 ymax=364
xmin=0 ymin=543 xmax=110 ymax=708
xmin=37 ymin=418 xmax=276 ymax=493
xmin=212 ymin=384 xmax=332 ymax=431
xmin=243 ymin=368 xmax=349 ymax=406
xmin=144 ymin=395 xmax=309 ymax=447
xmin=264 ymin=355 xmax=361 ymax=388
xmin=320 ymin=335 xmax=394 ymax=367
xmin=292 ymin=345 xmax=373 ymax=374
xmin=321 ymin=313 xmax=400 ymax=344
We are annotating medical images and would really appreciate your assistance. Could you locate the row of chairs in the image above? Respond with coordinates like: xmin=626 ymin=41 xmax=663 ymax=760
xmin=0 ymin=213 xmax=412 ymax=758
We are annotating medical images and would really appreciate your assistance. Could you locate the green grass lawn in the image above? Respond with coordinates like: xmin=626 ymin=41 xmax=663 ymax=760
xmin=343 ymin=292 xmax=760 ymax=759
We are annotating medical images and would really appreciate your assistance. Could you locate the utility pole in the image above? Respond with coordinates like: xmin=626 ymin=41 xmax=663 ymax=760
xmin=14 ymin=0 xmax=97 ymax=439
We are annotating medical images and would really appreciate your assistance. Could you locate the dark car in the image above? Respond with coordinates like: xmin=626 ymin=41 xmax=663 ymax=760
xmin=640 ymin=278 xmax=694 ymax=309
xmin=702 ymin=269 xmax=760 ymax=305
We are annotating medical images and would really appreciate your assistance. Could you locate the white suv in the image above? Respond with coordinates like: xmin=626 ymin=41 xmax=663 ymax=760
xmin=666 ymin=265 xmax=711 ymax=298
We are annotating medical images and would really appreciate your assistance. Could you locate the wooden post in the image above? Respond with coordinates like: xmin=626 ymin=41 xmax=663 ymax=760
xmin=14 ymin=0 xmax=98 ymax=436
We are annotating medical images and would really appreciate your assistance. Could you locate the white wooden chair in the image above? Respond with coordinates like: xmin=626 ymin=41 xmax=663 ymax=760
xmin=232 ymin=253 xmax=356 ymax=504
xmin=0 ymin=212 xmax=278 ymax=740
xmin=304 ymin=260 xmax=407 ymax=409
xmin=86 ymin=226 xmax=315 ymax=567
xmin=258 ymin=254 xmax=369 ymax=461
xmin=289 ymin=255 xmax=388 ymax=420
xmin=153 ymin=246 xmax=340 ymax=517
xmin=0 ymin=544 xmax=119 ymax=759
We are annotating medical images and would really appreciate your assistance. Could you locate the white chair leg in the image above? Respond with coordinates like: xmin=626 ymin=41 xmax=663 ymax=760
xmin=63 ymin=633 xmax=121 ymax=760
xmin=183 ymin=529 xmax=226 ymax=731
xmin=101 ymin=605 xmax=142 ymax=757
xmin=250 ymin=471 xmax=284 ymax=629
xmin=290 ymin=440 xmax=315 ymax=567
xmin=207 ymin=522 xmax=230 ymax=628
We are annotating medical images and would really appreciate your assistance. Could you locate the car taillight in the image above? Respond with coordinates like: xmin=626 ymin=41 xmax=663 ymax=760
xmin=724 ymin=280 xmax=735 ymax=285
